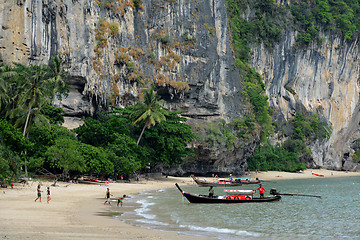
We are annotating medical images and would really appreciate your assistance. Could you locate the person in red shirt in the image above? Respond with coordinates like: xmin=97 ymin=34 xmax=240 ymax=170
xmin=257 ymin=184 xmax=266 ymax=198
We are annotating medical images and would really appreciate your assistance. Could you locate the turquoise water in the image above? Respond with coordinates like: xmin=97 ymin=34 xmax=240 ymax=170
xmin=110 ymin=177 xmax=360 ymax=239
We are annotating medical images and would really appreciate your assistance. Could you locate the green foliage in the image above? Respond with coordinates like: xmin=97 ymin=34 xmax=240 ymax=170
xmin=46 ymin=137 xmax=86 ymax=175
xmin=74 ymin=116 xmax=131 ymax=147
xmin=227 ymin=0 xmax=360 ymax=48
xmin=142 ymin=111 xmax=196 ymax=165
xmin=351 ymin=138 xmax=360 ymax=162
xmin=0 ymin=119 xmax=31 ymax=153
xmin=229 ymin=116 xmax=256 ymax=140
xmin=131 ymin=88 xmax=167 ymax=145
xmin=108 ymin=22 xmax=119 ymax=37
xmin=193 ymin=120 xmax=236 ymax=151
xmin=27 ymin=124 xmax=76 ymax=170
xmin=77 ymin=143 xmax=113 ymax=174
xmin=248 ymin=141 xmax=306 ymax=172
xmin=353 ymin=149 xmax=360 ymax=162
xmin=0 ymin=145 xmax=20 ymax=182
xmin=288 ymin=113 xmax=332 ymax=142
xmin=160 ymin=33 xmax=170 ymax=44
xmin=133 ymin=0 xmax=142 ymax=9
xmin=227 ymin=1 xmax=274 ymax=141
xmin=106 ymin=134 xmax=147 ymax=173
xmin=182 ymin=31 xmax=196 ymax=44
xmin=0 ymin=55 xmax=68 ymax=136
xmin=290 ymin=0 xmax=360 ymax=44
xmin=41 ymin=104 xmax=64 ymax=124
xmin=248 ymin=113 xmax=331 ymax=172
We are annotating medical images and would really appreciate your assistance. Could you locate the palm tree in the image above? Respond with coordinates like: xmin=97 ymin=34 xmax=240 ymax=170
xmin=131 ymin=88 xmax=166 ymax=145
xmin=5 ymin=56 xmax=67 ymax=176
xmin=0 ymin=64 xmax=17 ymax=115
xmin=11 ymin=55 xmax=67 ymax=136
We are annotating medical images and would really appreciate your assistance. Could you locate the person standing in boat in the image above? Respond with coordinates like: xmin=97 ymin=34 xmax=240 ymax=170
xmin=208 ymin=186 xmax=214 ymax=198
xmin=257 ymin=184 xmax=266 ymax=198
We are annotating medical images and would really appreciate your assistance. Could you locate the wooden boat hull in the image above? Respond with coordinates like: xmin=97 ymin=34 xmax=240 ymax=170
xmin=176 ymin=183 xmax=281 ymax=204
xmin=183 ymin=192 xmax=281 ymax=203
xmin=240 ymin=180 xmax=261 ymax=184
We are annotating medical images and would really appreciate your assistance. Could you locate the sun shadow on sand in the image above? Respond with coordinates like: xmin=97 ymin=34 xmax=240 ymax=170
xmin=95 ymin=211 xmax=123 ymax=217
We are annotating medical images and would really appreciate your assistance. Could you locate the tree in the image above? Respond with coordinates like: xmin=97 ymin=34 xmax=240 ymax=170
xmin=0 ymin=119 xmax=30 ymax=180
xmin=131 ymin=88 xmax=166 ymax=145
xmin=0 ymin=145 xmax=21 ymax=182
xmin=142 ymin=111 xmax=196 ymax=166
xmin=106 ymin=134 xmax=148 ymax=173
xmin=77 ymin=143 xmax=114 ymax=174
xmin=46 ymin=137 xmax=86 ymax=177
xmin=75 ymin=116 xmax=131 ymax=147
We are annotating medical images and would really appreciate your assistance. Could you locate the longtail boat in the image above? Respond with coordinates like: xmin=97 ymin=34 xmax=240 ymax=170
xmin=191 ymin=175 xmax=260 ymax=187
xmin=233 ymin=178 xmax=261 ymax=184
xmin=192 ymin=176 xmax=242 ymax=187
xmin=176 ymin=183 xmax=281 ymax=203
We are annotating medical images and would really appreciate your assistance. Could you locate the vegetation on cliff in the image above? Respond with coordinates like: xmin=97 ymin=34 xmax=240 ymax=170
xmin=226 ymin=0 xmax=334 ymax=171
xmin=0 ymin=59 xmax=195 ymax=182
xmin=227 ymin=0 xmax=360 ymax=48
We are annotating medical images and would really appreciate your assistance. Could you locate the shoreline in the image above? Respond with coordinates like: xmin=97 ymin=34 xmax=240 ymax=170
xmin=1 ymin=169 xmax=360 ymax=239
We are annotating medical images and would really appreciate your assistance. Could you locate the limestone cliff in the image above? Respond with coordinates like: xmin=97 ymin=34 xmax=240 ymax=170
xmin=0 ymin=0 xmax=251 ymax=175
xmin=1 ymin=0 xmax=360 ymax=173
xmin=251 ymin=32 xmax=360 ymax=171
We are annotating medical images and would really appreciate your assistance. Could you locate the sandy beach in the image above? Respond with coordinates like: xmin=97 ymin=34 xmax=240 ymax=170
xmin=1 ymin=169 xmax=359 ymax=240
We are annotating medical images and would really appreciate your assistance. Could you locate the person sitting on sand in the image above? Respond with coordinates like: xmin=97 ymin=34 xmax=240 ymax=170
xmin=47 ymin=187 xmax=51 ymax=204
xmin=117 ymin=195 xmax=127 ymax=207
xmin=34 ymin=184 xmax=42 ymax=202
xmin=257 ymin=184 xmax=266 ymax=199
xmin=104 ymin=188 xmax=113 ymax=205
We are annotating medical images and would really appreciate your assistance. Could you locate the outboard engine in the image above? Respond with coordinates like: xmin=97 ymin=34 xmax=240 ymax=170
xmin=270 ymin=188 xmax=278 ymax=195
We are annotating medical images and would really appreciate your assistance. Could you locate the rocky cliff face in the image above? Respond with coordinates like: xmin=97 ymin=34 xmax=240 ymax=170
xmin=1 ymin=0 xmax=359 ymax=173
xmin=0 ymin=0 xmax=251 ymax=175
xmin=251 ymin=32 xmax=360 ymax=171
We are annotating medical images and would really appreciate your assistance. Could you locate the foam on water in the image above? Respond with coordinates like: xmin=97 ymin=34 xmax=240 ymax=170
xmin=179 ymin=224 xmax=260 ymax=237
xmin=136 ymin=219 xmax=170 ymax=226
xmin=135 ymin=199 xmax=156 ymax=219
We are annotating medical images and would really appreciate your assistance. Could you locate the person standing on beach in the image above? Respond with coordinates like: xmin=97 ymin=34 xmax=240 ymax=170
xmin=257 ymin=184 xmax=266 ymax=198
xmin=34 ymin=184 xmax=42 ymax=202
xmin=47 ymin=187 xmax=51 ymax=204
xmin=104 ymin=188 xmax=113 ymax=205
xmin=117 ymin=195 xmax=127 ymax=207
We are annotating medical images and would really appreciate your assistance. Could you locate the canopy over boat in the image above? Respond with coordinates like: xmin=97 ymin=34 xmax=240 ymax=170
xmin=224 ymin=189 xmax=255 ymax=193
xmin=191 ymin=175 xmax=242 ymax=187
xmin=191 ymin=175 xmax=261 ymax=187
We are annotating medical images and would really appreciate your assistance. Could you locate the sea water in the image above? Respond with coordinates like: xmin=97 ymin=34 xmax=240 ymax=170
xmin=109 ymin=177 xmax=360 ymax=240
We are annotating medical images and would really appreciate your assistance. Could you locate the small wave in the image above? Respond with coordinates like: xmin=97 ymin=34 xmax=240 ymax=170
xmin=135 ymin=199 xmax=156 ymax=219
xmin=135 ymin=209 xmax=156 ymax=219
xmin=179 ymin=224 xmax=260 ymax=237
xmin=136 ymin=199 xmax=155 ymax=206
xmin=136 ymin=219 xmax=169 ymax=226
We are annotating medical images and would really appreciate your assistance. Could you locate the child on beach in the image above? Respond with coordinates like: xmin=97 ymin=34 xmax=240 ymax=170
xmin=34 ymin=184 xmax=42 ymax=202
xmin=117 ymin=195 xmax=127 ymax=207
